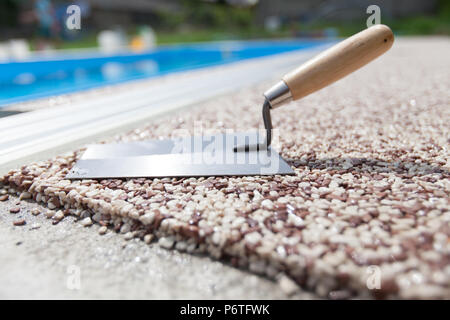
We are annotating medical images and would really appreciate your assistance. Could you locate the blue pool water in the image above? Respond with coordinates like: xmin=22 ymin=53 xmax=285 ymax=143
xmin=0 ymin=40 xmax=327 ymax=107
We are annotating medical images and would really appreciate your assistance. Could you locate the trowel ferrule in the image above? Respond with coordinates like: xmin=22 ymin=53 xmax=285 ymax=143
xmin=263 ymin=80 xmax=292 ymax=109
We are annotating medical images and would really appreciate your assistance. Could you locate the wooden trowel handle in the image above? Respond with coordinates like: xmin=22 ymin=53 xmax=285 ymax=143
xmin=265 ymin=25 xmax=394 ymax=108
xmin=284 ymin=24 xmax=394 ymax=100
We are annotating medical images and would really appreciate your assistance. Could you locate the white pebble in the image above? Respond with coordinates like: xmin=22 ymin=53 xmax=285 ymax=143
xmin=261 ymin=199 xmax=274 ymax=209
xmin=98 ymin=226 xmax=107 ymax=235
xmin=124 ymin=232 xmax=134 ymax=240
xmin=29 ymin=223 xmax=41 ymax=230
xmin=120 ymin=223 xmax=131 ymax=234
xmin=47 ymin=202 xmax=56 ymax=210
xmin=144 ymin=234 xmax=154 ymax=244
xmin=139 ymin=212 xmax=155 ymax=225
xmin=245 ymin=231 xmax=262 ymax=245
xmin=53 ymin=210 xmax=64 ymax=221
xmin=288 ymin=213 xmax=305 ymax=227
xmin=278 ymin=275 xmax=299 ymax=296
xmin=19 ymin=192 xmax=32 ymax=200
xmin=80 ymin=217 xmax=92 ymax=227
xmin=158 ymin=236 xmax=175 ymax=249
xmin=45 ymin=210 xmax=55 ymax=218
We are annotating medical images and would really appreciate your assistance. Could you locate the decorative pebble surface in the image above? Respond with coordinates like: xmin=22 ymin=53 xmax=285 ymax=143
xmin=1 ymin=39 xmax=449 ymax=299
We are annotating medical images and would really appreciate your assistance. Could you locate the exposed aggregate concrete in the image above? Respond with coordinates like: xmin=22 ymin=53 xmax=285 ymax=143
xmin=1 ymin=38 xmax=449 ymax=299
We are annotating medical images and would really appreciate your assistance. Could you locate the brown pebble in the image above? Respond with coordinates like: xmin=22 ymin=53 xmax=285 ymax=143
xmin=9 ymin=207 xmax=20 ymax=214
xmin=0 ymin=194 xmax=9 ymax=201
xmin=13 ymin=219 xmax=26 ymax=226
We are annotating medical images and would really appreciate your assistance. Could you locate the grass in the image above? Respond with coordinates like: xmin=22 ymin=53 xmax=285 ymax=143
xmin=298 ymin=16 xmax=450 ymax=37
xmin=29 ymin=28 xmax=291 ymax=50
xmin=155 ymin=28 xmax=290 ymax=44
xmin=389 ymin=15 xmax=450 ymax=35
xmin=28 ymin=15 xmax=450 ymax=51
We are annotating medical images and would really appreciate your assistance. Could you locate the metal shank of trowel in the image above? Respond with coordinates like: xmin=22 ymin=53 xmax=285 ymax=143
xmin=232 ymin=81 xmax=291 ymax=152
xmin=262 ymin=80 xmax=293 ymax=148
xmin=236 ymin=24 xmax=394 ymax=152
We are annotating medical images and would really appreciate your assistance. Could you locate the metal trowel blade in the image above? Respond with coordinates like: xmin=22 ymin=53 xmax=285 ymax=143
xmin=66 ymin=132 xmax=294 ymax=179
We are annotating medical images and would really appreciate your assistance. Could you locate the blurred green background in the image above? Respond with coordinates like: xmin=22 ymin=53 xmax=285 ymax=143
xmin=0 ymin=0 xmax=449 ymax=51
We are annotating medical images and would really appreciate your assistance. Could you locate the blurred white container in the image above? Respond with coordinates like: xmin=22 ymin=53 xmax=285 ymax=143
xmin=264 ymin=16 xmax=281 ymax=32
xmin=97 ymin=29 xmax=127 ymax=54
xmin=8 ymin=39 xmax=31 ymax=60
xmin=139 ymin=26 xmax=156 ymax=49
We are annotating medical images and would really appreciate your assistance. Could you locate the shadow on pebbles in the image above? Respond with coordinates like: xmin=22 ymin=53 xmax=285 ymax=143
xmin=1 ymin=39 xmax=449 ymax=299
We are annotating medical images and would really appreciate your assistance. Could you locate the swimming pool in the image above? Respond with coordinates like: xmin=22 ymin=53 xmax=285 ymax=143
xmin=0 ymin=40 xmax=328 ymax=107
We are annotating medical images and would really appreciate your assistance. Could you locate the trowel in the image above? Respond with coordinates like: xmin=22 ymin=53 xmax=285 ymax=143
xmin=67 ymin=25 xmax=394 ymax=179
